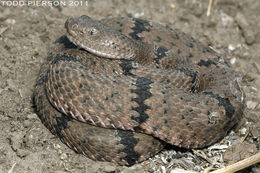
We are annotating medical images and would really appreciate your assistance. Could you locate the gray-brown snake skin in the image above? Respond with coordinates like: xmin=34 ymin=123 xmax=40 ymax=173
xmin=34 ymin=15 xmax=244 ymax=166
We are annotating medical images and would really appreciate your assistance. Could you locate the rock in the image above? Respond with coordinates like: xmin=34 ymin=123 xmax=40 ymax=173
xmin=23 ymin=120 xmax=32 ymax=128
xmin=230 ymin=57 xmax=236 ymax=65
xmin=228 ymin=44 xmax=236 ymax=52
xmin=250 ymin=125 xmax=260 ymax=139
xmin=7 ymin=79 xmax=18 ymax=91
xmin=220 ymin=12 xmax=235 ymax=28
xmin=252 ymin=167 xmax=260 ymax=173
xmin=23 ymin=133 xmax=35 ymax=148
xmin=224 ymin=142 xmax=257 ymax=164
xmin=246 ymin=101 xmax=258 ymax=109
xmin=235 ymin=13 xmax=256 ymax=45
xmin=27 ymin=113 xmax=38 ymax=119
xmin=60 ymin=153 xmax=68 ymax=160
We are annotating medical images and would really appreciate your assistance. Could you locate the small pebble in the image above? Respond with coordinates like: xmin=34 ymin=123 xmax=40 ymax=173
xmin=23 ymin=134 xmax=34 ymax=147
xmin=194 ymin=165 xmax=201 ymax=172
xmin=101 ymin=164 xmax=117 ymax=172
xmin=239 ymin=127 xmax=247 ymax=136
xmin=235 ymin=13 xmax=255 ymax=45
xmin=170 ymin=3 xmax=176 ymax=9
xmin=60 ymin=153 xmax=68 ymax=160
xmin=53 ymin=143 xmax=61 ymax=150
xmin=246 ymin=101 xmax=258 ymax=109
xmin=251 ymin=86 xmax=258 ymax=91
xmin=230 ymin=57 xmax=236 ymax=65
xmin=169 ymin=150 xmax=177 ymax=157
xmin=7 ymin=79 xmax=18 ymax=91
xmin=220 ymin=12 xmax=234 ymax=27
xmin=23 ymin=120 xmax=32 ymax=128
xmin=228 ymin=44 xmax=236 ymax=51
xmin=250 ymin=125 xmax=260 ymax=139
xmin=4 ymin=18 xmax=16 ymax=25
xmin=27 ymin=113 xmax=38 ymax=119
xmin=57 ymin=149 xmax=63 ymax=154
xmin=133 ymin=12 xmax=144 ymax=18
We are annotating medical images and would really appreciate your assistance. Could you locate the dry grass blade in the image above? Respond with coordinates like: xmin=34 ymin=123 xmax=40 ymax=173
xmin=207 ymin=0 xmax=213 ymax=16
xmin=192 ymin=149 xmax=221 ymax=166
xmin=8 ymin=163 xmax=16 ymax=173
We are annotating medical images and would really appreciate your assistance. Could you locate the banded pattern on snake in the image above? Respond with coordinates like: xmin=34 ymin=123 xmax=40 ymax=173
xmin=34 ymin=15 xmax=244 ymax=166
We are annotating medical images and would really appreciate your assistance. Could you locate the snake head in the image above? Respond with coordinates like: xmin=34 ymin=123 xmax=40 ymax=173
xmin=65 ymin=15 xmax=137 ymax=60
xmin=65 ymin=15 xmax=100 ymax=41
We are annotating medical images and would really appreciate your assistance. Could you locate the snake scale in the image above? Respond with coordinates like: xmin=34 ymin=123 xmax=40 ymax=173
xmin=34 ymin=15 xmax=244 ymax=166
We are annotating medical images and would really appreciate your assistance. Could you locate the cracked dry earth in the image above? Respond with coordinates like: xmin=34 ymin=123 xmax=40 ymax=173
xmin=0 ymin=0 xmax=259 ymax=172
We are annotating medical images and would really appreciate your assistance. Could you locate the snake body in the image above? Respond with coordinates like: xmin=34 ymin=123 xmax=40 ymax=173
xmin=34 ymin=15 xmax=244 ymax=166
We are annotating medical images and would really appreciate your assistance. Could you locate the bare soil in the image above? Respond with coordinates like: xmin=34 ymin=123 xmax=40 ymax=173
xmin=0 ymin=0 xmax=259 ymax=172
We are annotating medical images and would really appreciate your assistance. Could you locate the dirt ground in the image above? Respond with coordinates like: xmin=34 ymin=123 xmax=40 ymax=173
xmin=0 ymin=0 xmax=259 ymax=172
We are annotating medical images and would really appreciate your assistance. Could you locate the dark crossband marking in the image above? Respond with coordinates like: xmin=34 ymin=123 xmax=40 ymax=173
xmin=129 ymin=18 xmax=151 ymax=40
xmin=117 ymin=131 xmax=140 ymax=165
xmin=131 ymin=77 xmax=153 ymax=123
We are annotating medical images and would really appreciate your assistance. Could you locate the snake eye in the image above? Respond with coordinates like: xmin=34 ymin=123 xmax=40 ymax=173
xmin=90 ymin=28 xmax=97 ymax=35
